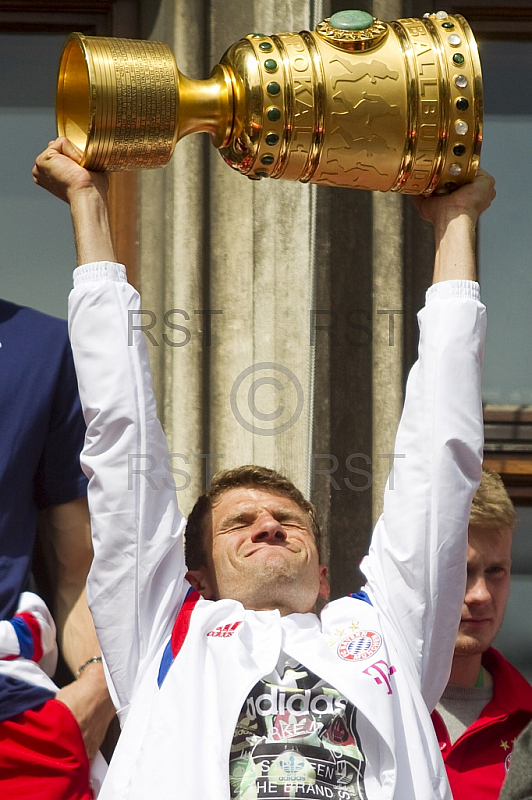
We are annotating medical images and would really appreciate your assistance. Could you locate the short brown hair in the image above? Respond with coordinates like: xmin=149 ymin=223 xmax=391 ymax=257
xmin=184 ymin=465 xmax=321 ymax=569
xmin=469 ymin=467 xmax=517 ymax=531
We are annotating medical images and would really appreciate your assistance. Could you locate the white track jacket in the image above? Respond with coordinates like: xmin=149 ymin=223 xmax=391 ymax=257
xmin=68 ymin=262 xmax=485 ymax=800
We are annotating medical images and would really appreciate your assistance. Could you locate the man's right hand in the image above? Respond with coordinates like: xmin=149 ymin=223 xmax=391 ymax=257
xmin=33 ymin=137 xmax=115 ymax=265
xmin=32 ymin=137 xmax=108 ymax=205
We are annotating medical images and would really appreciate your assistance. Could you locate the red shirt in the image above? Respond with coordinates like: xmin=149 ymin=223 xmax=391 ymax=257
xmin=432 ymin=647 xmax=532 ymax=800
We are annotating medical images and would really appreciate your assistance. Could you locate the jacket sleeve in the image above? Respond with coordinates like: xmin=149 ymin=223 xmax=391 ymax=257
xmin=0 ymin=592 xmax=57 ymax=673
xmin=360 ymin=279 xmax=486 ymax=711
xmin=68 ymin=262 xmax=188 ymax=713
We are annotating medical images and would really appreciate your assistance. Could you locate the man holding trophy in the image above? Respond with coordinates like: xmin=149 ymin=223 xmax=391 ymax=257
xmin=32 ymin=130 xmax=494 ymax=799
xmin=31 ymin=8 xmax=496 ymax=799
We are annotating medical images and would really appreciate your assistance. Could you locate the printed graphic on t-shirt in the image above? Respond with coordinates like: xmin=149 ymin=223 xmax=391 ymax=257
xmin=230 ymin=656 xmax=368 ymax=799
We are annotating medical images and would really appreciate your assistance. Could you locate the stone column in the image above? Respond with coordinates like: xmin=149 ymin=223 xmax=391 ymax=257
xmin=312 ymin=1 xmax=409 ymax=591
xmin=136 ymin=0 xmax=414 ymax=598
xmin=207 ymin=2 xmax=330 ymax=501
xmin=370 ymin=2 xmax=405 ymax=523
xmin=138 ymin=0 xmax=210 ymax=512
xmin=371 ymin=198 xmax=404 ymax=522
xmin=138 ymin=0 xmax=330 ymax=516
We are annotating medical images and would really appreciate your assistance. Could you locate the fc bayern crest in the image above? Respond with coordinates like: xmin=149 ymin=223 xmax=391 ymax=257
xmin=338 ymin=630 xmax=382 ymax=662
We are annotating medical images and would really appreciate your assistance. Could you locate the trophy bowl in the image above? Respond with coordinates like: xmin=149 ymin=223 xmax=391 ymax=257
xmin=56 ymin=9 xmax=482 ymax=194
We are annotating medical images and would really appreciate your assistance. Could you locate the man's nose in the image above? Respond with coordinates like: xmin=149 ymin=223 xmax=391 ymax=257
xmin=465 ymin=575 xmax=491 ymax=605
xmin=250 ymin=514 xmax=287 ymax=542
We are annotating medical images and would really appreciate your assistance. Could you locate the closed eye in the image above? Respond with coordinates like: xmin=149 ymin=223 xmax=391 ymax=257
xmin=281 ymin=521 xmax=308 ymax=531
xmin=275 ymin=511 xmax=309 ymax=528
xmin=221 ymin=521 xmax=251 ymax=534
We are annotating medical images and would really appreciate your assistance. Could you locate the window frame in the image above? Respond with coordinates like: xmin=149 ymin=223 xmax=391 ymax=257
xmin=409 ymin=1 xmax=532 ymax=503
xmin=0 ymin=0 xmax=139 ymax=284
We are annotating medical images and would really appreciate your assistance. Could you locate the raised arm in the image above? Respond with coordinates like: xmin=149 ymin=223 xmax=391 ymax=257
xmin=413 ymin=168 xmax=495 ymax=283
xmin=32 ymin=137 xmax=115 ymax=264
xmin=33 ymin=139 xmax=188 ymax=714
xmin=361 ymin=171 xmax=495 ymax=711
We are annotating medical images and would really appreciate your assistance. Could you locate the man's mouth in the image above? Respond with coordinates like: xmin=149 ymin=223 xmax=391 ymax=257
xmin=246 ymin=543 xmax=291 ymax=556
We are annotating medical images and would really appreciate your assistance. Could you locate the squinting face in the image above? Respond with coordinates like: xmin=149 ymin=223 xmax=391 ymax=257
xmin=187 ymin=487 xmax=329 ymax=615
xmin=454 ymin=525 xmax=513 ymax=657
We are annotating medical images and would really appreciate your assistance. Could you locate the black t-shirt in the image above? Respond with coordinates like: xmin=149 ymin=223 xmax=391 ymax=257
xmin=230 ymin=653 xmax=369 ymax=799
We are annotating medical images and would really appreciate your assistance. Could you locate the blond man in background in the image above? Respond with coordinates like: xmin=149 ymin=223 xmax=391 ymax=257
xmin=432 ymin=468 xmax=532 ymax=800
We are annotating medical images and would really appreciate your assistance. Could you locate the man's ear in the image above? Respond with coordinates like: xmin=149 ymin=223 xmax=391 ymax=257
xmin=318 ymin=565 xmax=330 ymax=601
xmin=185 ymin=568 xmax=217 ymax=601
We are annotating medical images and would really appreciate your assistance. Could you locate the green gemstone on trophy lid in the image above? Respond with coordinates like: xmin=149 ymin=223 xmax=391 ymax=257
xmin=453 ymin=53 xmax=465 ymax=65
xmin=261 ymin=155 xmax=275 ymax=165
xmin=265 ymin=133 xmax=279 ymax=146
xmin=267 ymin=81 xmax=281 ymax=96
xmin=267 ymin=107 xmax=281 ymax=121
xmin=259 ymin=41 xmax=273 ymax=51
xmin=329 ymin=10 xmax=375 ymax=31
xmin=264 ymin=59 xmax=277 ymax=72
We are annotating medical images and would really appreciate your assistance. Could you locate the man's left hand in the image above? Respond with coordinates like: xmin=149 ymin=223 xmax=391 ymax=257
xmin=55 ymin=663 xmax=115 ymax=762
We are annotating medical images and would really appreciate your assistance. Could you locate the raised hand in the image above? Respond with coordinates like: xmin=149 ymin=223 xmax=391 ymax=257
xmin=32 ymin=137 xmax=109 ymax=205
xmin=32 ymin=137 xmax=115 ymax=264
xmin=412 ymin=168 xmax=496 ymax=228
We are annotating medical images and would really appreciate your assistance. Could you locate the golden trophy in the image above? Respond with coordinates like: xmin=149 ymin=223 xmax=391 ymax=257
xmin=56 ymin=9 xmax=482 ymax=194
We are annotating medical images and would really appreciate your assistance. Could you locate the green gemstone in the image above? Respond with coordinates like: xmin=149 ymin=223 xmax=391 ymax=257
xmin=329 ymin=10 xmax=374 ymax=31
xmin=265 ymin=133 xmax=279 ymax=146
xmin=267 ymin=81 xmax=281 ymax=96
xmin=255 ymin=170 xmax=269 ymax=178
xmin=264 ymin=58 xmax=277 ymax=72
xmin=267 ymin=107 xmax=281 ymax=121
xmin=261 ymin=155 xmax=275 ymax=165
xmin=442 ymin=21 xmax=455 ymax=29
xmin=259 ymin=41 xmax=272 ymax=52
xmin=249 ymin=33 xmax=266 ymax=38
xmin=453 ymin=53 xmax=465 ymax=65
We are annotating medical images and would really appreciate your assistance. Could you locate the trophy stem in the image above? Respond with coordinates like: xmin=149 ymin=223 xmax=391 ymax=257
xmin=176 ymin=64 xmax=236 ymax=148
